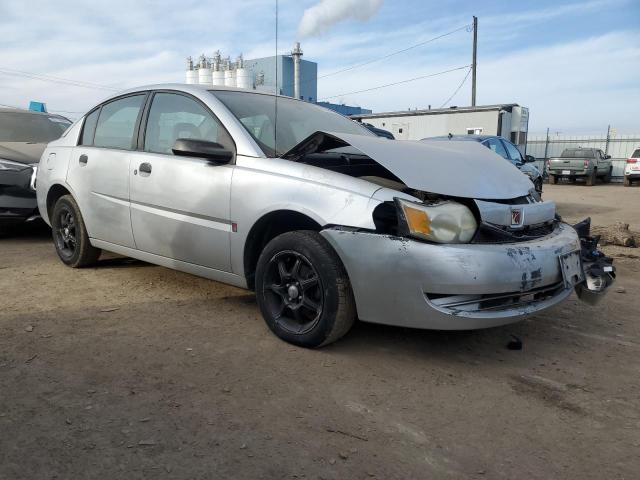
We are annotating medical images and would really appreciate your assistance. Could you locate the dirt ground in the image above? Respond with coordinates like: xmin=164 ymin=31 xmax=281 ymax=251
xmin=1 ymin=183 xmax=639 ymax=479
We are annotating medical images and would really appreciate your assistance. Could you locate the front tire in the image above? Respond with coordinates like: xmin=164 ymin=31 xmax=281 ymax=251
xmin=51 ymin=195 xmax=101 ymax=267
xmin=603 ymin=167 xmax=612 ymax=183
xmin=255 ymin=231 xmax=356 ymax=348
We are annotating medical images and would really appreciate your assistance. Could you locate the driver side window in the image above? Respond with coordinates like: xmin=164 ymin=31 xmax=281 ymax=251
xmin=144 ymin=92 xmax=232 ymax=155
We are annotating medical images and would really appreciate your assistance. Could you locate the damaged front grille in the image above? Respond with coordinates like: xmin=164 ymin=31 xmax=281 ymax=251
xmin=472 ymin=221 xmax=557 ymax=244
xmin=425 ymin=281 xmax=565 ymax=314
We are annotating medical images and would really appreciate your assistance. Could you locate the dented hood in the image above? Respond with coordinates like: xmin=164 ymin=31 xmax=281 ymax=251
xmin=284 ymin=132 xmax=534 ymax=200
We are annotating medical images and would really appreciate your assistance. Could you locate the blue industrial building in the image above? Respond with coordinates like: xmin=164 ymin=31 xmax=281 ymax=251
xmin=246 ymin=54 xmax=317 ymax=102
xmin=316 ymin=102 xmax=372 ymax=116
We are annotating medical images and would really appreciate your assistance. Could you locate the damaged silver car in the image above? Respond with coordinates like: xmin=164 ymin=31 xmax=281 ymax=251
xmin=35 ymin=85 xmax=615 ymax=347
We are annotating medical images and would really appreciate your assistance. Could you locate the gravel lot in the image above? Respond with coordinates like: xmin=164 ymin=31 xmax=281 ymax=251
xmin=1 ymin=183 xmax=639 ymax=479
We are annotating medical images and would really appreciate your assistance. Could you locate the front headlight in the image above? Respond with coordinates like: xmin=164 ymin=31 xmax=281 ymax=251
xmin=395 ymin=198 xmax=478 ymax=244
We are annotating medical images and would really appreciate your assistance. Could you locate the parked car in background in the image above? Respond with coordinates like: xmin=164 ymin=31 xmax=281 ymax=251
xmin=36 ymin=84 xmax=614 ymax=348
xmin=0 ymin=107 xmax=71 ymax=230
xmin=421 ymin=134 xmax=543 ymax=194
xmin=547 ymin=148 xmax=612 ymax=186
xmin=624 ymin=147 xmax=640 ymax=187
xmin=361 ymin=122 xmax=395 ymax=140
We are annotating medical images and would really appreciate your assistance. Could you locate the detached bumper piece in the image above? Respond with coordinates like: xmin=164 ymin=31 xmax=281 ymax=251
xmin=573 ymin=217 xmax=616 ymax=305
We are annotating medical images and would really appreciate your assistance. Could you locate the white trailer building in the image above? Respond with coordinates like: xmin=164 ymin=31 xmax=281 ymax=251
xmin=351 ymin=104 xmax=530 ymax=149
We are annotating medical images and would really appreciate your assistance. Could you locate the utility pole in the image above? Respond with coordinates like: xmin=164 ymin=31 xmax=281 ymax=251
xmin=471 ymin=16 xmax=478 ymax=107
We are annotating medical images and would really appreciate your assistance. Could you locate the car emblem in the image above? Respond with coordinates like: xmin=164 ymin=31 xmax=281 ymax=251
xmin=511 ymin=208 xmax=523 ymax=226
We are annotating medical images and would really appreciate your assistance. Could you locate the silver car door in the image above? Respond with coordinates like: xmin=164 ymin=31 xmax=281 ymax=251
xmin=66 ymin=94 xmax=147 ymax=248
xmin=129 ymin=91 xmax=234 ymax=271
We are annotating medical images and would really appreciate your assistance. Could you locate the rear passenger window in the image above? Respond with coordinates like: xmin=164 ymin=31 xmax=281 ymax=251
xmin=144 ymin=92 xmax=233 ymax=155
xmin=80 ymin=108 xmax=100 ymax=145
xmin=93 ymin=95 xmax=145 ymax=150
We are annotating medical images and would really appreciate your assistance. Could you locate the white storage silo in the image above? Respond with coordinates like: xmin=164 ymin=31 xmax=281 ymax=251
xmin=224 ymin=68 xmax=236 ymax=87
xmin=223 ymin=57 xmax=236 ymax=87
xmin=197 ymin=55 xmax=212 ymax=86
xmin=235 ymin=54 xmax=252 ymax=90
xmin=211 ymin=51 xmax=225 ymax=86
xmin=186 ymin=57 xmax=198 ymax=84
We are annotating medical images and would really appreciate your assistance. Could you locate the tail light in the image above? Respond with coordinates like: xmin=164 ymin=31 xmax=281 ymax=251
xmin=627 ymin=159 xmax=638 ymax=164
xmin=583 ymin=159 xmax=589 ymax=168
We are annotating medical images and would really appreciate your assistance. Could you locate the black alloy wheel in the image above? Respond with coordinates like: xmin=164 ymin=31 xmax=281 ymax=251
xmin=54 ymin=205 xmax=77 ymax=261
xmin=262 ymin=250 xmax=324 ymax=335
xmin=51 ymin=195 xmax=101 ymax=267
xmin=255 ymin=230 xmax=356 ymax=348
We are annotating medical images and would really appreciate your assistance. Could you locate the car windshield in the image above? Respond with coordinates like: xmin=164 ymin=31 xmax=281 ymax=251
xmin=211 ymin=90 xmax=373 ymax=157
xmin=561 ymin=149 xmax=594 ymax=158
xmin=632 ymin=149 xmax=640 ymax=158
xmin=0 ymin=111 xmax=71 ymax=143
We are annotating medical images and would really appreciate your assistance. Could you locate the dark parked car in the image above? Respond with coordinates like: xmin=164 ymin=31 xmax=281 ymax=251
xmin=362 ymin=122 xmax=395 ymax=140
xmin=422 ymin=134 xmax=543 ymax=194
xmin=0 ymin=108 xmax=71 ymax=229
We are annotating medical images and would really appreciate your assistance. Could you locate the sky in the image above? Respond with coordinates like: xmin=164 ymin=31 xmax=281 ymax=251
xmin=0 ymin=0 xmax=638 ymax=133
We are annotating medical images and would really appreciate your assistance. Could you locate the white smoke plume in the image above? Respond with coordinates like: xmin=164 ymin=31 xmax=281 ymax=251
xmin=297 ymin=0 xmax=383 ymax=38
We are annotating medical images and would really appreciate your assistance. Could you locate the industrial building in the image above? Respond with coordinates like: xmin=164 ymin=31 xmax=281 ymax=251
xmin=185 ymin=43 xmax=367 ymax=114
xmin=350 ymin=104 xmax=530 ymax=148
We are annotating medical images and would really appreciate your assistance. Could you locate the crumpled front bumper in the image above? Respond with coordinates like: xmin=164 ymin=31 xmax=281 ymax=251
xmin=321 ymin=222 xmax=585 ymax=330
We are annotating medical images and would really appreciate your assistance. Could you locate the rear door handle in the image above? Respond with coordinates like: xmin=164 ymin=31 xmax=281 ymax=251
xmin=79 ymin=154 xmax=88 ymax=165
xmin=139 ymin=162 xmax=152 ymax=174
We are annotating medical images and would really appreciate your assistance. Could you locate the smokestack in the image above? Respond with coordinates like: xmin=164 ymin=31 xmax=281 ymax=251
xmin=291 ymin=42 xmax=303 ymax=100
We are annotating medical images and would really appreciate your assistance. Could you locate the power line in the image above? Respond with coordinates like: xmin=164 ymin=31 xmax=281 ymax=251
xmin=439 ymin=66 xmax=472 ymax=108
xmin=0 ymin=67 xmax=118 ymax=91
xmin=320 ymin=65 xmax=471 ymax=100
xmin=317 ymin=23 xmax=471 ymax=80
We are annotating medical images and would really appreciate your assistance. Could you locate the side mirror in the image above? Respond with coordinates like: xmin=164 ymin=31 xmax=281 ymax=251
xmin=524 ymin=154 xmax=536 ymax=163
xmin=172 ymin=138 xmax=233 ymax=164
xmin=605 ymin=154 xmax=611 ymax=160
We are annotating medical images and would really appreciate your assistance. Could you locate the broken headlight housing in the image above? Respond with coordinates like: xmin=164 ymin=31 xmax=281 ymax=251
xmin=395 ymin=198 xmax=477 ymax=244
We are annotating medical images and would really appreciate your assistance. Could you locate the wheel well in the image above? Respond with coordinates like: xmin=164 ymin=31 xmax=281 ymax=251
xmin=46 ymin=184 xmax=71 ymax=219
xmin=244 ymin=210 xmax=322 ymax=290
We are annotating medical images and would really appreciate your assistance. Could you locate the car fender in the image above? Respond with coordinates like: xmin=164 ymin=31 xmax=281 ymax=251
xmin=229 ymin=155 xmax=386 ymax=274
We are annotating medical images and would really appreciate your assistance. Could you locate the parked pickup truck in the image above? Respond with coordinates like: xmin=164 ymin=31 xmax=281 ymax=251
xmin=548 ymin=148 xmax=612 ymax=186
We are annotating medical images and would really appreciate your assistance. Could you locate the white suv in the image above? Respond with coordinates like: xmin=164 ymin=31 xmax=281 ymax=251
xmin=624 ymin=148 xmax=640 ymax=186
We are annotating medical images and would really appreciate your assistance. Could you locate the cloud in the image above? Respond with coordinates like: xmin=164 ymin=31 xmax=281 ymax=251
xmin=297 ymin=0 xmax=383 ymax=38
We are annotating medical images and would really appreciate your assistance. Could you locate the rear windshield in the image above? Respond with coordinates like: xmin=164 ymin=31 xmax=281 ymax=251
xmin=632 ymin=149 xmax=640 ymax=158
xmin=561 ymin=149 xmax=594 ymax=158
xmin=0 ymin=112 xmax=71 ymax=143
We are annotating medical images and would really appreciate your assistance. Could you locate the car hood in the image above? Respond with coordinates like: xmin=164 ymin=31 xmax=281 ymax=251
xmin=0 ymin=142 xmax=47 ymax=165
xmin=283 ymin=132 xmax=533 ymax=200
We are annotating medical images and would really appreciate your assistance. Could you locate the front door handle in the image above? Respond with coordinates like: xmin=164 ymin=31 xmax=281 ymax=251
xmin=139 ymin=162 xmax=152 ymax=175
xmin=79 ymin=154 xmax=88 ymax=165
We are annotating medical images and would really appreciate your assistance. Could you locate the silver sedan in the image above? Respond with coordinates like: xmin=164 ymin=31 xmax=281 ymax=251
xmin=36 ymin=84 xmax=614 ymax=347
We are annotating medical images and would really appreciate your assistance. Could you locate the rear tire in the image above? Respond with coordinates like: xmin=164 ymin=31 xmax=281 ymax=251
xmin=255 ymin=230 xmax=356 ymax=348
xmin=624 ymin=176 xmax=631 ymax=187
xmin=550 ymin=174 xmax=558 ymax=185
xmin=51 ymin=195 xmax=101 ymax=267
xmin=586 ymin=169 xmax=597 ymax=186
